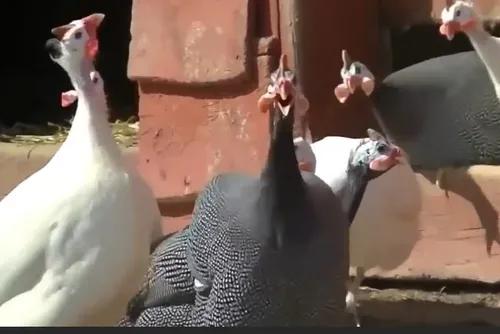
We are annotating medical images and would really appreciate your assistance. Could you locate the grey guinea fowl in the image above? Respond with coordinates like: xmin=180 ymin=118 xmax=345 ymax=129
xmin=294 ymin=129 xmax=403 ymax=327
xmin=334 ymin=49 xmax=500 ymax=171
xmin=118 ymin=227 xmax=194 ymax=327
xmin=122 ymin=55 xmax=350 ymax=327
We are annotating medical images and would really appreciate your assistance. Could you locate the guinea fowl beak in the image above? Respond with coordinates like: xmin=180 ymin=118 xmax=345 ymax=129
xmin=439 ymin=21 xmax=460 ymax=40
xmin=392 ymin=145 xmax=407 ymax=165
xmin=369 ymin=145 xmax=405 ymax=172
xmin=257 ymin=83 xmax=294 ymax=115
xmin=345 ymin=75 xmax=375 ymax=96
xmin=277 ymin=80 xmax=294 ymax=116
xmin=279 ymin=80 xmax=289 ymax=101
xmin=276 ymin=54 xmax=294 ymax=116
xmin=346 ymin=76 xmax=362 ymax=94
xmin=392 ymin=147 xmax=403 ymax=164
xmin=258 ymin=54 xmax=295 ymax=116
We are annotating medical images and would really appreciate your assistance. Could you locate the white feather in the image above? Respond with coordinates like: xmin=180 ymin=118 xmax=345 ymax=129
xmin=0 ymin=68 xmax=160 ymax=326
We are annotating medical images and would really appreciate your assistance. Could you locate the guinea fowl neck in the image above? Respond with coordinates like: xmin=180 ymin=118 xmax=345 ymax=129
xmin=344 ymin=164 xmax=370 ymax=225
xmin=55 ymin=60 xmax=120 ymax=162
xmin=465 ymin=24 xmax=500 ymax=97
xmin=262 ymin=106 xmax=305 ymax=202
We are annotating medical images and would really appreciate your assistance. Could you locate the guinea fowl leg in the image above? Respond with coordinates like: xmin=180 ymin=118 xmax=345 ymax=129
xmin=345 ymin=266 xmax=365 ymax=327
xmin=435 ymin=168 xmax=450 ymax=198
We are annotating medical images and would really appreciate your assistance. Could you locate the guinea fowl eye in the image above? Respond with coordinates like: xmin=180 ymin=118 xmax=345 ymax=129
xmin=74 ymin=31 xmax=82 ymax=40
xmin=92 ymin=76 xmax=99 ymax=84
xmin=456 ymin=9 xmax=461 ymax=17
xmin=376 ymin=144 xmax=388 ymax=153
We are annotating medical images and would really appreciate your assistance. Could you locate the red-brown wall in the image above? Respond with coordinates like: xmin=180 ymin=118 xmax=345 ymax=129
xmin=128 ymin=0 xmax=385 ymax=232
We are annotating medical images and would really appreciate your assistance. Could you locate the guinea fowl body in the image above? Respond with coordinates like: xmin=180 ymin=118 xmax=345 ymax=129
xmin=372 ymin=51 xmax=500 ymax=169
xmin=185 ymin=118 xmax=348 ymax=326
xmin=0 ymin=15 xmax=160 ymax=326
xmin=0 ymin=79 xmax=152 ymax=326
xmin=123 ymin=58 xmax=350 ymax=327
xmin=295 ymin=131 xmax=417 ymax=327
xmin=126 ymin=121 xmax=350 ymax=327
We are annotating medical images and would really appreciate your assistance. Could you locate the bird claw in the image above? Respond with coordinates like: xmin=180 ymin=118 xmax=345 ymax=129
xmin=345 ymin=292 xmax=361 ymax=327
xmin=345 ymin=267 xmax=365 ymax=327
xmin=435 ymin=168 xmax=450 ymax=198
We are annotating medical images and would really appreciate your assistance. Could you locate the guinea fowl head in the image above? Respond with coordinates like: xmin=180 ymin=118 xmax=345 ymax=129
xmin=348 ymin=128 xmax=403 ymax=180
xmin=440 ymin=0 xmax=478 ymax=40
xmin=342 ymin=128 xmax=404 ymax=224
xmin=45 ymin=14 xmax=113 ymax=154
xmin=45 ymin=13 xmax=105 ymax=89
xmin=45 ymin=14 xmax=105 ymax=108
xmin=334 ymin=50 xmax=375 ymax=104
xmin=259 ymin=55 xmax=312 ymax=174
xmin=257 ymin=54 xmax=308 ymax=203
xmin=258 ymin=54 xmax=298 ymax=132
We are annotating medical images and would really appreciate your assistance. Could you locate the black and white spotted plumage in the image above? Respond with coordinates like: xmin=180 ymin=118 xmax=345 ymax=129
xmin=339 ymin=49 xmax=500 ymax=170
xmin=121 ymin=57 xmax=350 ymax=327
xmin=372 ymin=51 xmax=500 ymax=170
xmin=118 ymin=227 xmax=195 ymax=326
xmin=182 ymin=114 xmax=349 ymax=326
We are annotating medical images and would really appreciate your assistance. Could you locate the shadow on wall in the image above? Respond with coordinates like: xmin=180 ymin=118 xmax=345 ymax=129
xmin=422 ymin=168 xmax=500 ymax=255
xmin=0 ymin=0 xmax=136 ymax=129
xmin=389 ymin=21 xmax=500 ymax=72
xmin=294 ymin=0 xmax=382 ymax=140
xmin=389 ymin=22 xmax=500 ymax=255
xmin=390 ymin=24 xmax=474 ymax=71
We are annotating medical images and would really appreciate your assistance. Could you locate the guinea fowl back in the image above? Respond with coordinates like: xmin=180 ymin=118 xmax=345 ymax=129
xmin=373 ymin=51 xmax=500 ymax=169
xmin=336 ymin=49 xmax=500 ymax=170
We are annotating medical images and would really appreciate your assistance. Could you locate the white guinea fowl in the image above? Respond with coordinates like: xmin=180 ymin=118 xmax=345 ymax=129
xmin=0 ymin=14 xmax=161 ymax=326
xmin=440 ymin=0 xmax=500 ymax=99
xmin=295 ymin=130 xmax=421 ymax=327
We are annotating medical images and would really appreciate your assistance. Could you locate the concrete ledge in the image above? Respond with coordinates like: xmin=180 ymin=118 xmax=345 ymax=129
xmin=366 ymin=166 xmax=500 ymax=284
xmin=2 ymin=141 xmax=500 ymax=286
xmin=359 ymin=286 xmax=500 ymax=326
xmin=0 ymin=142 xmax=139 ymax=198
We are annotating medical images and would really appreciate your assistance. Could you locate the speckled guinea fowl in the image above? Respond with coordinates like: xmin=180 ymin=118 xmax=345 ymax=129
xmin=335 ymin=49 xmax=500 ymax=171
xmin=121 ymin=55 xmax=350 ymax=327
xmin=118 ymin=227 xmax=194 ymax=327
